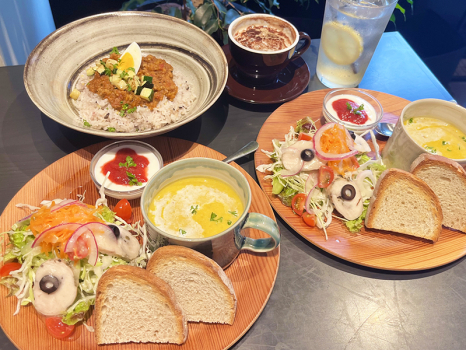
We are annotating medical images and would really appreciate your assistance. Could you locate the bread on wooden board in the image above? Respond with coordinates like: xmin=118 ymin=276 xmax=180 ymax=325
xmin=411 ymin=153 xmax=466 ymax=233
xmin=147 ymin=245 xmax=237 ymax=325
xmin=95 ymin=265 xmax=188 ymax=345
xmin=365 ymin=168 xmax=443 ymax=242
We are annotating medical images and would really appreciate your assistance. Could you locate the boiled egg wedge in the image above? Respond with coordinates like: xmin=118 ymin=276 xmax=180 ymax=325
xmin=118 ymin=42 xmax=142 ymax=74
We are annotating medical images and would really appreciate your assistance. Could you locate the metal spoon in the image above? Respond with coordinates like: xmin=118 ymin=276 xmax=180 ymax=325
xmin=222 ymin=141 xmax=259 ymax=163
xmin=374 ymin=122 xmax=395 ymax=137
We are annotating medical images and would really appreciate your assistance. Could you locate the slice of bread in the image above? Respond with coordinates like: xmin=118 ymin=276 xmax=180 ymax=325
xmin=411 ymin=153 xmax=466 ymax=233
xmin=147 ymin=246 xmax=237 ymax=325
xmin=95 ymin=265 xmax=188 ymax=345
xmin=365 ymin=168 xmax=443 ymax=242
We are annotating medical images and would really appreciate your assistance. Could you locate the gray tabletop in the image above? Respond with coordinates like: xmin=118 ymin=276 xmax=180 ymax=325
xmin=0 ymin=32 xmax=460 ymax=350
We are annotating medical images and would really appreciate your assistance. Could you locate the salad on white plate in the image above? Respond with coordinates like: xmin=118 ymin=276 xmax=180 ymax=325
xmin=256 ymin=117 xmax=386 ymax=239
xmin=0 ymin=186 xmax=152 ymax=339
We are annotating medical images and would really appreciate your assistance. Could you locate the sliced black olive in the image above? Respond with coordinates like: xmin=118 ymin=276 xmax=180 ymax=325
xmin=341 ymin=184 xmax=356 ymax=200
xmin=109 ymin=224 xmax=120 ymax=238
xmin=349 ymin=131 xmax=356 ymax=140
xmin=39 ymin=275 xmax=60 ymax=294
xmin=301 ymin=149 xmax=315 ymax=162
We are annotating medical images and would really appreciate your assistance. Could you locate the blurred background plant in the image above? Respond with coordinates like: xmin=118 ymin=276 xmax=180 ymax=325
xmin=121 ymin=0 xmax=412 ymax=44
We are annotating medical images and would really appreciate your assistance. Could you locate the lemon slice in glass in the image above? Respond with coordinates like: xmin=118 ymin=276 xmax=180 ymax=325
xmin=321 ymin=21 xmax=363 ymax=66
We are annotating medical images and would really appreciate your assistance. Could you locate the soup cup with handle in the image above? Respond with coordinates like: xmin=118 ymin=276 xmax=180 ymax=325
xmin=382 ymin=99 xmax=466 ymax=171
xmin=141 ymin=157 xmax=280 ymax=269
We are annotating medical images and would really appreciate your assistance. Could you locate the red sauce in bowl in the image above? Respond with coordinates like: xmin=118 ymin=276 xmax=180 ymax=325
xmin=101 ymin=148 xmax=149 ymax=186
xmin=332 ymin=98 xmax=368 ymax=125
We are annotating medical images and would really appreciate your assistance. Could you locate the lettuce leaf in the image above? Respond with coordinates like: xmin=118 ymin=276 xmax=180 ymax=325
xmin=345 ymin=200 xmax=369 ymax=233
xmin=62 ymin=298 xmax=95 ymax=325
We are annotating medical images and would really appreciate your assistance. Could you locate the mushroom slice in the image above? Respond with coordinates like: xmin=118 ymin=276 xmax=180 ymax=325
xmin=111 ymin=225 xmax=141 ymax=261
xmin=328 ymin=178 xmax=364 ymax=220
xmin=84 ymin=222 xmax=140 ymax=261
xmin=33 ymin=259 xmax=77 ymax=316
xmin=281 ymin=140 xmax=325 ymax=173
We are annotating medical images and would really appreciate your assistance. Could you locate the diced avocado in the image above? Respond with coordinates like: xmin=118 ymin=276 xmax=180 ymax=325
xmin=140 ymin=87 xmax=154 ymax=102
xmin=109 ymin=75 xmax=121 ymax=86
xmin=143 ymin=76 xmax=153 ymax=84
xmin=96 ymin=66 xmax=105 ymax=75
xmin=69 ymin=89 xmax=80 ymax=100
xmin=272 ymin=177 xmax=284 ymax=195
xmin=86 ymin=68 xmax=95 ymax=76
xmin=117 ymin=80 xmax=127 ymax=90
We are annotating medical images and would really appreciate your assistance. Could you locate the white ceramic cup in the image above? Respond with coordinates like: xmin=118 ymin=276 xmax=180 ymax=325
xmin=382 ymin=99 xmax=466 ymax=171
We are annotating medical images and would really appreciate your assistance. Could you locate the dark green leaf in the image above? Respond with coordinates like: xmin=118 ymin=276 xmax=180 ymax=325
xmin=213 ymin=0 xmax=227 ymax=15
xmin=153 ymin=6 xmax=163 ymax=13
xmin=225 ymin=9 xmax=240 ymax=26
xmin=185 ymin=0 xmax=197 ymax=14
xmin=167 ymin=6 xmax=183 ymax=18
xmin=120 ymin=0 xmax=145 ymax=11
xmin=193 ymin=3 xmax=214 ymax=28
xmin=204 ymin=19 xmax=219 ymax=35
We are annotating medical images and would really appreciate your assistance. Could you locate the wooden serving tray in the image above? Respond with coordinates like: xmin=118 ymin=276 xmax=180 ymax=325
xmin=255 ymin=89 xmax=466 ymax=271
xmin=0 ymin=137 xmax=279 ymax=350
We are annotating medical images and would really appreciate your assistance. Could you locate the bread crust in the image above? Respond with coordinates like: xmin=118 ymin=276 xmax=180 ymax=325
xmin=410 ymin=153 xmax=466 ymax=176
xmin=147 ymin=245 xmax=237 ymax=324
xmin=95 ymin=265 xmax=188 ymax=345
xmin=365 ymin=168 xmax=443 ymax=242
xmin=411 ymin=153 xmax=466 ymax=233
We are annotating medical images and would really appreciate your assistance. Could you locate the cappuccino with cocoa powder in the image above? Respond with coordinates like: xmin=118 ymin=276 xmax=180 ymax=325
xmin=231 ymin=16 xmax=296 ymax=52
xmin=234 ymin=24 xmax=292 ymax=52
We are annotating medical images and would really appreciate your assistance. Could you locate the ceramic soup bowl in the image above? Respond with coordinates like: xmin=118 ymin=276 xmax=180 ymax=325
xmin=141 ymin=158 xmax=280 ymax=268
xmin=382 ymin=99 xmax=466 ymax=170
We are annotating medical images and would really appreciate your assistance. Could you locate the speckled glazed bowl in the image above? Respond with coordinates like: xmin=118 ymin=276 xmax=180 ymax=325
xmin=24 ymin=12 xmax=227 ymax=139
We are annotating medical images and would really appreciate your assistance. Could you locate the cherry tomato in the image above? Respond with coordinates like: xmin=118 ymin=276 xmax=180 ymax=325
xmin=0 ymin=262 xmax=22 ymax=278
xmin=114 ymin=199 xmax=132 ymax=223
xmin=72 ymin=236 xmax=89 ymax=260
xmin=302 ymin=212 xmax=317 ymax=227
xmin=318 ymin=166 xmax=335 ymax=188
xmin=297 ymin=133 xmax=313 ymax=141
xmin=291 ymin=193 xmax=307 ymax=216
xmin=45 ymin=316 xmax=75 ymax=339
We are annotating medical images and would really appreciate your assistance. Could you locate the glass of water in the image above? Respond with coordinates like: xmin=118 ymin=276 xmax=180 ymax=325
xmin=316 ymin=0 xmax=398 ymax=88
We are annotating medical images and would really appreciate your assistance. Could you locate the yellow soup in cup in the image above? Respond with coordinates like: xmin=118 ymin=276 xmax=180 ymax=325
xmin=148 ymin=176 xmax=244 ymax=239
xmin=403 ymin=117 xmax=466 ymax=159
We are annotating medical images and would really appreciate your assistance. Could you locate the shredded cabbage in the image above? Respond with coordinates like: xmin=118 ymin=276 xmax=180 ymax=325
xmin=257 ymin=118 xmax=386 ymax=238
xmin=0 ymin=195 xmax=152 ymax=328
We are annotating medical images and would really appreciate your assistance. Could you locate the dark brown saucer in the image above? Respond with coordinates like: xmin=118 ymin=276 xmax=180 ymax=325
xmin=223 ymin=45 xmax=310 ymax=104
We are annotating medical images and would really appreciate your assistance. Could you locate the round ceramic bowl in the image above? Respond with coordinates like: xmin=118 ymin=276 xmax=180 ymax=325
xmin=322 ymin=88 xmax=383 ymax=134
xmin=140 ymin=157 xmax=280 ymax=269
xmin=90 ymin=140 xmax=163 ymax=200
xmin=382 ymin=99 xmax=466 ymax=171
xmin=24 ymin=12 xmax=227 ymax=139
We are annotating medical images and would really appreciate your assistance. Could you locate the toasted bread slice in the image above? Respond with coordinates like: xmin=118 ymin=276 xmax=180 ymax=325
xmin=147 ymin=246 xmax=237 ymax=325
xmin=365 ymin=168 xmax=443 ymax=242
xmin=411 ymin=153 xmax=466 ymax=233
xmin=95 ymin=265 xmax=188 ymax=345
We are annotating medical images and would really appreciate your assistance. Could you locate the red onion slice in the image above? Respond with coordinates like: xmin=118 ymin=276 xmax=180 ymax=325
xmin=313 ymin=123 xmax=358 ymax=161
xmin=305 ymin=185 xmax=317 ymax=215
xmin=50 ymin=199 xmax=87 ymax=212
xmin=31 ymin=223 xmax=82 ymax=248
xmin=65 ymin=226 xmax=99 ymax=266
xmin=305 ymin=171 xmax=318 ymax=193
